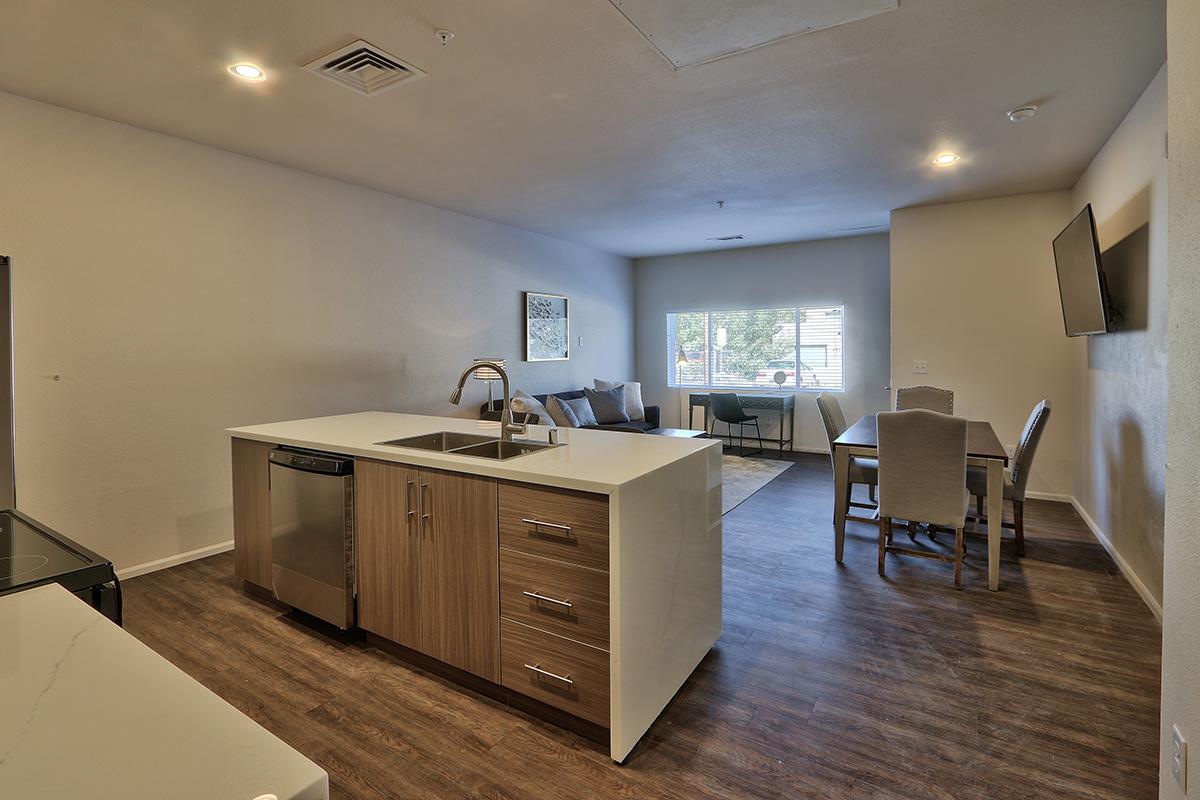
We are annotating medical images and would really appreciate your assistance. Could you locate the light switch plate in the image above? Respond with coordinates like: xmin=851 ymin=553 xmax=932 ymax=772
xmin=1173 ymin=725 xmax=1187 ymax=792
xmin=913 ymin=360 xmax=928 ymax=374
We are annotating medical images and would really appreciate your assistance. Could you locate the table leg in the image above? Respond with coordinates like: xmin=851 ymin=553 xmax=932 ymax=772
xmin=834 ymin=446 xmax=850 ymax=564
xmin=778 ymin=409 xmax=785 ymax=457
xmin=986 ymin=458 xmax=1003 ymax=591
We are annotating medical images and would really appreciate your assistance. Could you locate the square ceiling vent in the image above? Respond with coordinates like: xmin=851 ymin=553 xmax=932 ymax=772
xmin=303 ymin=39 xmax=426 ymax=96
xmin=608 ymin=0 xmax=898 ymax=69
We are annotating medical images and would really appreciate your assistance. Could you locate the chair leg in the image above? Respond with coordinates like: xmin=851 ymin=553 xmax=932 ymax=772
xmin=845 ymin=484 xmax=853 ymax=518
xmin=754 ymin=419 xmax=764 ymax=456
xmin=975 ymin=494 xmax=984 ymax=518
xmin=954 ymin=527 xmax=964 ymax=590
xmin=869 ymin=484 xmax=876 ymax=503
xmin=1013 ymin=500 xmax=1025 ymax=557
xmin=878 ymin=516 xmax=889 ymax=576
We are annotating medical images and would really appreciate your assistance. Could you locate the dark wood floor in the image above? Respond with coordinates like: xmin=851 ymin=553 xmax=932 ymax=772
xmin=123 ymin=453 xmax=1161 ymax=799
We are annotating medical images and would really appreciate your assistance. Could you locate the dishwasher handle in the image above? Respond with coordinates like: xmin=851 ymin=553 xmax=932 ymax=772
xmin=268 ymin=448 xmax=353 ymax=476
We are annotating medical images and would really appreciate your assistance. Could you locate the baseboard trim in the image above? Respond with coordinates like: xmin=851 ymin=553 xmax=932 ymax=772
xmin=1026 ymin=490 xmax=1073 ymax=503
xmin=1069 ymin=497 xmax=1163 ymax=622
xmin=117 ymin=539 xmax=235 ymax=580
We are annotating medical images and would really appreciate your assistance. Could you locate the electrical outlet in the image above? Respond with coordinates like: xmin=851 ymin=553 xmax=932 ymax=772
xmin=912 ymin=360 xmax=928 ymax=374
xmin=1173 ymin=725 xmax=1187 ymax=792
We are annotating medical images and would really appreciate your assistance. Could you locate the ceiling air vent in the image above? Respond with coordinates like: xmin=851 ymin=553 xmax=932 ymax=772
xmin=706 ymin=235 xmax=745 ymax=241
xmin=303 ymin=39 xmax=425 ymax=96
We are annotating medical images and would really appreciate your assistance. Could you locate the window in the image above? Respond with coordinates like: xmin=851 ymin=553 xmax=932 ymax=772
xmin=667 ymin=305 xmax=844 ymax=391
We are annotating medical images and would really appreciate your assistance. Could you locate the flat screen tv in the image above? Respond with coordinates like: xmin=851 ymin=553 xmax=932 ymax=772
xmin=1052 ymin=204 xmax=1111 ymax=336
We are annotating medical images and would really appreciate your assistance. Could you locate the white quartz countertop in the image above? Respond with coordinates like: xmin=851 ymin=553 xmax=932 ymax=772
xmin=227 ymin=411 xmax=719 ymax=494
xmin=0 ymin=584 xmax=329 ymax=800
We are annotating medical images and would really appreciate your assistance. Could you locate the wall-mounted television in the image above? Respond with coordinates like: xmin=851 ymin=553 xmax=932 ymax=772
xmin=1052 ymin=204 xmax=1112 ymax=336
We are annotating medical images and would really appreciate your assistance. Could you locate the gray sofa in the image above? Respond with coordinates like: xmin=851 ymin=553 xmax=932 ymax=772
xmin=480 ymin=390 xmax=660 ymax=433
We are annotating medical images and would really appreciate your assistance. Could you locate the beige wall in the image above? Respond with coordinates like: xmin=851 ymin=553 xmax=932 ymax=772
xmin=889 ymin=193 xmax=1077 ymax=496
xmin=1162 ymin=0 xmax=1200 ymax=794
xmin=1071 ymin=65 xmax=1167 ymax=613
xmin=633 ymin=235 xmax=891 ymax=452
xmin=0 ymin=90 xmax=634 ymax=575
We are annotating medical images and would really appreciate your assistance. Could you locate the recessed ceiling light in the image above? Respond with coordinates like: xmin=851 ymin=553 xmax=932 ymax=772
xmin=932 ymin=152 xmax=960 ymax=166
xmin=227 ymin=62 xmax=266 ymax=81
xmin=1007 ymin=105 xmax=1039 ymax=123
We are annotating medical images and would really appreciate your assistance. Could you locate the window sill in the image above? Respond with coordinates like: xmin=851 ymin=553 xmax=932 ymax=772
xmin=669 ymin=386 xmax=843 ymax=394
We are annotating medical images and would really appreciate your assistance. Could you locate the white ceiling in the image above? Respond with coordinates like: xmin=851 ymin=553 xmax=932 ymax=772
xmin=0 ymin=0 xmax=1165 ymax=257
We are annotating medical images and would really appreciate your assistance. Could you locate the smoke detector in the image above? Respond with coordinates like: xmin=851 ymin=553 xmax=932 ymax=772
xmin=304 ymin=40 xmax=425 ymax=96
xmin=1007 ymin=105 xmax=1039 ymax=123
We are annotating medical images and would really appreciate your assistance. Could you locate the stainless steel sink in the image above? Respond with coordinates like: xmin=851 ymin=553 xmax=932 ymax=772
xmin=450 ymin=440 xmax=556 ymax=460
xmin=375 ymin=431 xmax=556 ymax=461
xmin=375 ymin=431 xmax=497 ymax=452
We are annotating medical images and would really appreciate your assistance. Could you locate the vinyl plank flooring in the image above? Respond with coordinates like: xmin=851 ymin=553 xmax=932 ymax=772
xmin=122 ymin=452 xmax=1160 ymax=799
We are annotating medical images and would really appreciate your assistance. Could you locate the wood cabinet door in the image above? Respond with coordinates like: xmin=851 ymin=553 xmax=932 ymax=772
xmin=355 ymin=459 xmax=422 ymax=650
xmin=418 ymin=467 xmax=500 ymax=681
xmin=232 ymin=438 xmax=274 ymax=588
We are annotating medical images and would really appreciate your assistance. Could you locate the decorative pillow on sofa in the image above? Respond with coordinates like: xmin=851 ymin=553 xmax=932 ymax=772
xmin=584 ymin=386 xmax=630 ymax=425
xmin=546 ymin=395 xmax=579 ymax=427
xmin=594 ymin=379 xmax=645 ymax=421
xmin=564 ymin=396 xmax=598 ymax=427
xmin=511 ymin=389 xmax=555 ymax=427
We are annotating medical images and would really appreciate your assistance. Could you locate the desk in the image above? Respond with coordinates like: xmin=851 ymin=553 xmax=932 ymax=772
xmin=688 ymin=393 xmax=795 ymax=455
xmin=833 ymin=415 xmax=1009 ymax=591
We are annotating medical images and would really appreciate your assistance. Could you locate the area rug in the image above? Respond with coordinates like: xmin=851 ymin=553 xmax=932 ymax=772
xmin=722 ymin=454 xmax=792 ymax=514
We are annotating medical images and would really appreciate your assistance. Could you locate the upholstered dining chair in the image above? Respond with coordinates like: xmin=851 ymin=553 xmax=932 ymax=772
xmin=966 ymin=400 xmax=1051 ymax=556
xmin=895 ymin=385 xmax=954 ymax=414
xmin=815 ymin=393 xmax=878 ymax=523
xmin=710 ymin=393 xmax=764 ymax=456
xmin=877 ymin=409 xmax=970 ymax=589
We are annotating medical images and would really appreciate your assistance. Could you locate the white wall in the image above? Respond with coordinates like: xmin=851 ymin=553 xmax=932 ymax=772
xmin=632 ymin=235 xmax=891 ymax=452
xmin=1071 ymin=65 xmax=1167 ymax=613
xmin=1161 ymin=1 xmax=1200 ymax=794
xmin=889 ymin=193 xmax=1078 ymax=497
xmin=0 ymin=90 xmax=633 ymax=574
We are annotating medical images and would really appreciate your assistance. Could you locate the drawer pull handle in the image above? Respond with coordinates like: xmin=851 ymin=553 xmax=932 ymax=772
xmin=522 ymin=590 xmax=573 ymax=610
xmin=524 ymin=663 xmax=574 ymax=686
xmin=521 ymin=518 xmax=573 ymax=537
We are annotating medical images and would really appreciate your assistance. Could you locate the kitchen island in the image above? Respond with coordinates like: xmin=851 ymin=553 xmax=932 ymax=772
xmin=227 ymin=411 xmax=722 ymax=762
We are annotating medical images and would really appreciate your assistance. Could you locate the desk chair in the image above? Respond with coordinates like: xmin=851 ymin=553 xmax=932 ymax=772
xmin=877 ymin=409 xmax=969 ymax=589
xmin=710 ymin=393 xmax=764 ymax=456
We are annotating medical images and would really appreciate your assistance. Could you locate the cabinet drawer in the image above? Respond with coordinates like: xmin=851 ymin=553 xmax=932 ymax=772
xmin=501 ymin=619 xmax=609 ymax=727
xmin=499 ymin=483 xmax=609 ymax=572
xmin=500 ymin=549 xmax=609 ymax=650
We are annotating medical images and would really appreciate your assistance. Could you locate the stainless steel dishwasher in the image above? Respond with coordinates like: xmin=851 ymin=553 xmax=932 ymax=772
xmin=268 ymin=447 xmax=355 ymax=629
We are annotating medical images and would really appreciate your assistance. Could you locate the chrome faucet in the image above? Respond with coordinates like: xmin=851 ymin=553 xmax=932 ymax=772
xmin=449 ymin=360 xmax=526 ymax=442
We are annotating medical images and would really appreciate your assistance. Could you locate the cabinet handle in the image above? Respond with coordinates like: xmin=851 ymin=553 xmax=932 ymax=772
xmin=421 ymin=483 xmax=432 ymax=522
xmin=522 ymin=590 xmax=573 ymax=610
xmin=523 ymin=663 xmax=573 ymax=686
xmin=406 ymin=480 xmax=417 ymax=520
xmin=521 ymin=518 xmax=573 ymax=537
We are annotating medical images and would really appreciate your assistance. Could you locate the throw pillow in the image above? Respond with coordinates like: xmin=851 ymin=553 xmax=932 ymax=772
xmin=546 ymin=395 xmax=579 ymax=427
xmin=584 ymin=385 xmax=630 ymax=425
xmin=565 ymin=396 xmax=598 ymax=427
xmin=510 ymin=390 xmax=555 ymax=427
xmin=594 ymin=379 xmax=645 ymax=421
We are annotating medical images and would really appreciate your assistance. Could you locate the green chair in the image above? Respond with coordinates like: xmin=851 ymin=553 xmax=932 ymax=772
xmin=709 ymin=393 xmax=763 ymax=456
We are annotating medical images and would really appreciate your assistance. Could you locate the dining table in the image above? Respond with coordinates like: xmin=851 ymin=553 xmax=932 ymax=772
xmin=832 ymin=414 xmax=1009 ymax=591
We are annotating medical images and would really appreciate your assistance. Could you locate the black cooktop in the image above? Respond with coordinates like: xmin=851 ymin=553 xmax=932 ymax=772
xmin=0 ymin=509 xmax=115 ymax=595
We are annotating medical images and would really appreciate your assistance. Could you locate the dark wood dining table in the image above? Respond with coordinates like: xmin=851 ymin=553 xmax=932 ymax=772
xmin=832 ymin=414 xmax=1009 ymax=591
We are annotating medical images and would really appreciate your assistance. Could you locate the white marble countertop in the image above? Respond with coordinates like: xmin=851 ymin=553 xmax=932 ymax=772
xmin=227 ymin=411 xmax=719 ymax=494
xmin=0 ymin=584 xmax=328 ymax=800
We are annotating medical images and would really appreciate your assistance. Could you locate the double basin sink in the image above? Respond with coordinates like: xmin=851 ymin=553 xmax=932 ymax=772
xmin=375 ymin=431 xmax=556 ymax=461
